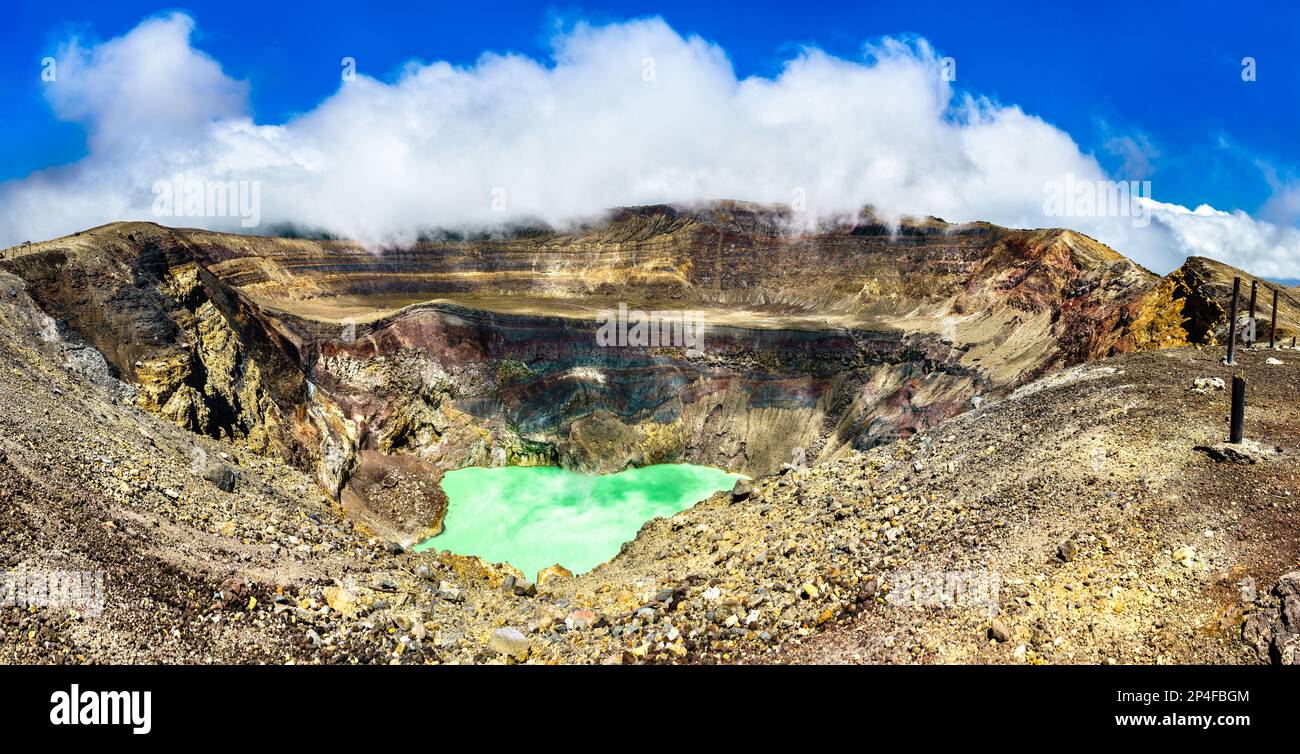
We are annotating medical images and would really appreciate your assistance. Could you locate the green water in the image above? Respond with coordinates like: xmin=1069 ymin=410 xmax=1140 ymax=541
xmin=413 ymin=464 xmax=743 ymax=579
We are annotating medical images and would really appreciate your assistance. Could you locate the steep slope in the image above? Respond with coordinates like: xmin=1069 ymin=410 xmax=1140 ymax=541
xmin=757 ymin=346 xmax=1300 ymax=665
xmin=2 ymin=264 xmax=1296 ymax=664
xmin=0 ymin=204 xmax=1277 ymax=542
xmin=1155 ymin=256 xmax=1300 ymax=345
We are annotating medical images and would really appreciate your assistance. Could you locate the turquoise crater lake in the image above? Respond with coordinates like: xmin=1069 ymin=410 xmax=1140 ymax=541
xmin=413 ymin=464 xmax=744 ymax=579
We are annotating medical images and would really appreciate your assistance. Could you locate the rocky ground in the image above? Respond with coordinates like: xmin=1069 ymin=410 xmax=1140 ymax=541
xmin=2 ymin=249 xmax=1297 ymax=663
xmin=13 ymin=211 xmax=1292 ymax=547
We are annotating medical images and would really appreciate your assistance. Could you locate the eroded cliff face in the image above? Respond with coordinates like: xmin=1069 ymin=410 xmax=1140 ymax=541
xmin=1 ymin=226 xmax=302 ymax=451
xmin=5 ymin=204 xmax=1277 ymax=541
xmin=303 ymin=304 xmax=973 ymax=475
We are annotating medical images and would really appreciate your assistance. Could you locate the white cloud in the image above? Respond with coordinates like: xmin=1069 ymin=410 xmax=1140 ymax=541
xmin=44 ymin=13 xmax=248 ymax=152
xmin=2 ymin=13 xmax=1298 ymax=279
xmin=1142 ymin=199 xmax=1300 ymax=280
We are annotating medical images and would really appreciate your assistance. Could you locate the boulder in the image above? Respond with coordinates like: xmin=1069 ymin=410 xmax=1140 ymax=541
xmin=1190 ymin=376 xmax=1225 ymax=394
xmin=565 ymin=609 xmax=597 ymax=630
xmin=1240 ymin=572 xmax=1300 ymax=664
xmin=488 ymin=627 xmax=530 ymax=661
xmin=436 ymin=580 xmax=462 ymax=602
xmin=202 ymin=461 xmax=237 ymax=492
xmin=323 ymin=586 xmax=359 ymax=616
xmin=537 ymin=563 xmax=573 ymax=588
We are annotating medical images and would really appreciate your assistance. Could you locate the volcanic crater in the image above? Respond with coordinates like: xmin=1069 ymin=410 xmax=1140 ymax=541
xmin=2 ymin=202 xmax=1298 ymax=665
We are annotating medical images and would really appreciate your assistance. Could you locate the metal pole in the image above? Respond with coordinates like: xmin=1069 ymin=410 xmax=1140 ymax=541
xmin=1248 ymin=281 xmax=1258 ymax=346
xmin=1271 ymin=288 xmax=1278 ymax=349
xmin=1229 ymin=374 xmax=1246 ymax=444
xmin=1226 ymin=276 xmax=1240 ymax=365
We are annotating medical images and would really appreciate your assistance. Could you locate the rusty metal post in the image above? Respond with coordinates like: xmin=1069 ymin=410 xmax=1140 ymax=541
xmin=1230 ymin=374 xmax=1246 ymax=443
xmin=1271 ymin=288 xmax=1279 ymax=349
xmin=1226 ymin=276 xmax=1240 ymax=365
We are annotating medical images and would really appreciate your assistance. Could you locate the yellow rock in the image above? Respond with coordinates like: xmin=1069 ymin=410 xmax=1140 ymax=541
xmin=537 ymin=563 xmax=573 ymax=588
xmin=323 ymin=586 xmax=358 ymax=616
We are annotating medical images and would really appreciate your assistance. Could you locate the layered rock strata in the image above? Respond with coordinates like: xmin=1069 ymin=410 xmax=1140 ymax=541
xmin=5 ymin=203 xmax=1293 ymax=539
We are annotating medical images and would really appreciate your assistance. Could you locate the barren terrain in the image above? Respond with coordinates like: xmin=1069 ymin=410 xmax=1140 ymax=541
xmin=2 ymin=207 xmax=1297 ymax=664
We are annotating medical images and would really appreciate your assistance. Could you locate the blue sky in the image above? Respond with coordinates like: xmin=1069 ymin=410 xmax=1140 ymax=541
xmin=6 ymin=0 xmax=1296 ymax=212
xmin=2 ymin=1 xmax=1299 ymax=277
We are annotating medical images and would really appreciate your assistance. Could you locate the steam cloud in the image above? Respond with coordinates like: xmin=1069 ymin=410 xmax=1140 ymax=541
xmin=3 ymin=12 xmax=1298 ymax=278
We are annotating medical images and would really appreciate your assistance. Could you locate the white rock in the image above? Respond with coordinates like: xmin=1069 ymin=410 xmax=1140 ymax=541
xmin=1191 ymin=377 xmax=1225 ymax=393
xmin=488 ymin=627 xmax=530 ymax=660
